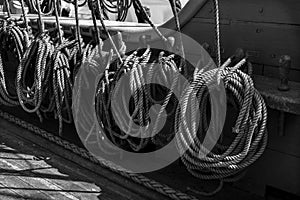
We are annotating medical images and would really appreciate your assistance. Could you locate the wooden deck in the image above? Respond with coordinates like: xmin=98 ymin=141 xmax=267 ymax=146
xmin=0 ymin=124 xmax=103 ymax=200
xmin=0 ymin=118 xmax=158 ymax=200
xmin=0 ymin=114 xmax=185 ymax=200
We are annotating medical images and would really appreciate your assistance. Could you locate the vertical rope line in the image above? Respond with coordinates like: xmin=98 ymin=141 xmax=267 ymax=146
xmin=74 ymin=0 xmax=82 ymax=54
xmin=169 ymin=0 xmax=185 ymax=73
xmin=4 ymin=0 xmax=11 ymax=18
xmin=54 ymin=0 xmax=63 ymax=44
xmin=96 ymin=0 xmax=123 ymax=63
xmin=35 ymin=0 xmax=45 ymax=32
xmin=169 ymin=0 xmax=184 ymax=56
xmin=20 ymin=0 xmax=30 ymax=32
xmin=213 ymin=0 xmax=221 ymax=68
xmin=133 ymin=0 xmax=168 ymax=44
xmin=88 ymin=0 xmax=103 ymax=61
xmin=90 ymin=1 xmax=99 ymax=43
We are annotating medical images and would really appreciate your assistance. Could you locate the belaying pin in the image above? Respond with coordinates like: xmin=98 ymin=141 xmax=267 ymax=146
xmin=278 ymin=55 xmax=291 ymax=91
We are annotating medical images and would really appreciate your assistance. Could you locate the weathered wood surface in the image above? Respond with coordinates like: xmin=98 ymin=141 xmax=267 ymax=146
xmin=189 ymin=0 xmax=300 ymax=80
xmin=0 ymin=118 xmax=170 ymax=200
xmin=0 ymin=117 xmax=174 ymax=200
xmin=253 ymin=75 xmax=300 ymax=115
xmin=195 ymin=0 xmax=300 ymax=25
xmin=182 ymin=18 xmax=300 ymax=72
xmin=0 ymin=127 xmax=102 ymax=199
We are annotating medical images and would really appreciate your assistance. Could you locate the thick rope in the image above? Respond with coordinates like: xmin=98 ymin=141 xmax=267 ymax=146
xmin=213 ymin=0 xmax=221 ymax=67
xmin=0 ymin=3 xmax=31 ymax=106
xmin=175 ymin=60 xmax=268 ymax=180
xmin=95 ymin=0 xmax=123 ymax=63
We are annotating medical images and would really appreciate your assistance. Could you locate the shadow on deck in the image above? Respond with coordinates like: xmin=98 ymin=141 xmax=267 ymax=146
xmin=0 ymin=125 xmax=103 ymax=200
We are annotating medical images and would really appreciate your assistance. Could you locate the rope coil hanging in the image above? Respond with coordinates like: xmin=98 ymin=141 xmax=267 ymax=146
xmin=95 ymin=48 xmax=181 ymax=152
xmin=173 ymin=0 xmax=268 ymax=188
xmin=94 ymin=0 xmax=184 ymax=152
xmin=15 ymin=0 xmax=53 ymax=121
xmin=176 ymin=58 xmax=268 ymax=180
xmin=0 ymin=0 xmax=31 ymax=106
xmin=15 ymin=0 xmax=82 ymax=135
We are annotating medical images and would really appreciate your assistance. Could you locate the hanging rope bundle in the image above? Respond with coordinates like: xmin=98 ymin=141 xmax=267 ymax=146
xmin=175 ymin=58 xmax=268 ymax=180
xmin=92 ymin=0 xmax=183 ymax=152
xmin=51 ymin=39 xmax=78 ymax=134
xmin=47 ymin=0 xmax=86 ymax=135
xmin=16 ymin=0 xmax=65 ymax=133
xmin=16 ymin=31 xmax=54 ymax=119
xmin=58 ymin=0 xmax=85 ymax=80
xmin=82 ymin=0 xmax=115 ymax=66
xmin=95 ymin=47 xmax=182 ymax=152
xmin=0 ymin=0 xmax=31 ymax=106
xmin=16 ymin=0 xmax=50 ymax=118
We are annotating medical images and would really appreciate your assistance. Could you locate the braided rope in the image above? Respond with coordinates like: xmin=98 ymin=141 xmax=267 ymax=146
xmin=16 ymin=32 xmax=53 ymax=115
xmin=213 ymin=0 xmax=221 ymax=67
xmin=20 ymin=0 xmax=30 ymax=34
xmin=0 ymin=18 xmax=31 ymax=106
xmin=133 ymin=0 xmax=168 ymax=44
xmin=95 ymin=0 xmax=123 ymax=63
xmin=175 ymin=60 xmax=268 ymax=180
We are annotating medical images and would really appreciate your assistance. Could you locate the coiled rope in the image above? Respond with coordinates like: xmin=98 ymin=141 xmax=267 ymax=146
xmin=0 ymin=1 xmax=31 ymax=106
xmin=0 ymin=0 xmax=268 ymax=197
xmin=16 ymin=31 xmax=54 ymax=120
xmin=176 ymin=57 xmax=268 ymax=180
xmin=16 ymin=0 xmax=52 ymax=122
xmin=94 ymin=0 xmax=183 ymax=152
xmin=213 ymin=0 xmax=221 ymax=67
xmin=95 ymin=48 xmax=181 ymax=151
xmin=50 ymin=0 xmax=85 ymax=135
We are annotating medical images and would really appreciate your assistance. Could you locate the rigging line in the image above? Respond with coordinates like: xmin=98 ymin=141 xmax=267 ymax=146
xmin=35 ymin=0 xmax=45 ymax=32
xmin=133 ymin=0 xmax=168 ymax=44
xmin=169 ymin=0 xmax=184 ymax=55
xmin=169 ymin=0 xmax=186 ymax=73
xmin=20 ymin=0 xmax=30 ymax=33
xmin=54 ymin=0 xmax=63 ymax=43
xmin=213 ymin=0 xmax=221 ymax=67
xmin=4 ymin=0 xmax=11 ymax=18
xmin=96 ymin=0 xmax=123 ymax=63
xmin=88 ymin=0 xmax=103 ymax=60
xmin=74 ymin=0 xmax=82 ymax=54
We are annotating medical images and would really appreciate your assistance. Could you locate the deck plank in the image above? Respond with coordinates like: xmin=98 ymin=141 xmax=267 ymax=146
xmin=0 ymin=182 xmax=27 ymax=200
xmin=0 ymin=116 xmax=171 ymax=200
xmin=0 ymin=145 xmax=90 ymax=200
xmin=0 ymin=117 xmax=155 ymax=200
xmin=0 ymin=129 xmax=104 ymax=200
xmin=0 ymin=142 xmax=101 ymax=200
